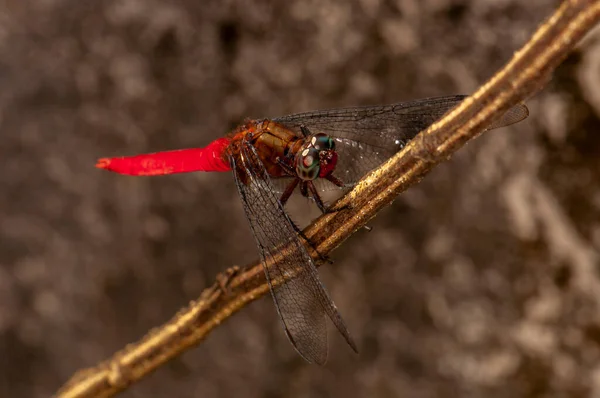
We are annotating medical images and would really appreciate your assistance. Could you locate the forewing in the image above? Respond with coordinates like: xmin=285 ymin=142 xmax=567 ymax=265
xmin=230 ymin=141 xmax=357 ymax=364
xmin=274 ymin=95 xmax=528 ymax=186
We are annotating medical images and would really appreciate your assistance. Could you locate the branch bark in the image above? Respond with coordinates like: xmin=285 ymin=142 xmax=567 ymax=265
xmin=57 ymin=1 xmax=600 ymax=397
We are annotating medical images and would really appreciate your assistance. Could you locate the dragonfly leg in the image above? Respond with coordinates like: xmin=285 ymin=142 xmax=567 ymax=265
xmin=301 ymin=181 xmax=334 ymax=214
xmin=279 ymin=178 xmax=300 ymax=207
xmin=306 ymin=179 xmax=356 ymax=215
xmin=300 ymin=124 xmax=312 ymax=137
xmin=325 ymin=173 xmax=346 ymax=188
xmin=325 ymin=174 xmax=355 ymax=211
xmin=288 ymin=220 xmax=333 ymax=265
xmin=323 ymin=175 xmax=372 ymax=231
xmin=276 ymin=157 xmax=296 ymax=176
xmin=306 ymin=181 xmax=329 ymax=214
xmin=300 ymin=181 xmax=309 ymax=197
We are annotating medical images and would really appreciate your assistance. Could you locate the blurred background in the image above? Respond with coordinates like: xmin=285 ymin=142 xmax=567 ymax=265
xmin=1 ymin=0 xmax=599 ymax=397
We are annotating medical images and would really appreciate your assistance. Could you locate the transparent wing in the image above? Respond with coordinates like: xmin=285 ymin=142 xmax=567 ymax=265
xmin=274 ymin=95 xmax=528 ymax=186
xmin=270 ymin=176 xmax=343 ymax=195
xmin=230 ymin=141 xmax=357 ymax=364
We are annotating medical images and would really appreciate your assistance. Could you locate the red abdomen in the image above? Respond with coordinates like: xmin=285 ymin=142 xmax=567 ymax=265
xmin=96 ymin=137 xmax=232 ymax=176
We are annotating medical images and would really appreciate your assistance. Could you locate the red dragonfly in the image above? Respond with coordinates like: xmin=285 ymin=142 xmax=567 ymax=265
xmin=97 ymin=95 xmax=528 ymax=364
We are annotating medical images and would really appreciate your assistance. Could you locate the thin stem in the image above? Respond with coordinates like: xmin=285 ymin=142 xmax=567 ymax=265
xmin=57 ymin=1 xmax=600 ymax=397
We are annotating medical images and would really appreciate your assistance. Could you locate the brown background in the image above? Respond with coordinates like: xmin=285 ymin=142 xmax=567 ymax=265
xmin=1 ymin=0 xmax=600 ymax=397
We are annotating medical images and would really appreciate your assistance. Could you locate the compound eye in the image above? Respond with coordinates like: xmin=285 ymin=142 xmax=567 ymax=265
xmin=296 ymin=147 xmax=320 ymax=180
xmin=311 ymin=133 xmax=335 ymax=151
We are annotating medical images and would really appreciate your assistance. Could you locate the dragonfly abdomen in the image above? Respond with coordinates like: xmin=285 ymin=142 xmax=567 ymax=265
xmin=95 ymin=137 xmax=232 ymax=175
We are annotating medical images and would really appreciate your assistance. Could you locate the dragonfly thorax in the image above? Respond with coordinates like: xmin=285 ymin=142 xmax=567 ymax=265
xmin=294 ymin=133 xmax=337 ymax=180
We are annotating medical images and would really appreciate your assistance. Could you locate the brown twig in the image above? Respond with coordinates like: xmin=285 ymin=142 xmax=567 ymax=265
xmin=56 ymin=1 xmax=600 ymax=397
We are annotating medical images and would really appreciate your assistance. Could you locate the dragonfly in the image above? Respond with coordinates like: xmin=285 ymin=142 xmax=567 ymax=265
xmin=96 ymin=95 xmax=529 ymax=364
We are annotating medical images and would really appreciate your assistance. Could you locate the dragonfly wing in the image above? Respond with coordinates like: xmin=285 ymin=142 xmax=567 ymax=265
xmin=230 ymin=140 xmax=357 ymax=364
xmin=274 ymin=95 xmax=528 ymax=186
xmin=271 ymin=176 xmax=344 ymax=195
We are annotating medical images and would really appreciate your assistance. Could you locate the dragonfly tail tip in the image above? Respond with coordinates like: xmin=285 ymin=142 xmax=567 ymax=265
xmin=96 ymin=158 xmax=112 ymax=170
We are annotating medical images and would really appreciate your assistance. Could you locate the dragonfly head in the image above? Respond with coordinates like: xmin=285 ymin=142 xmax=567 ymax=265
xmin=295 ymin=133 xmax=337 ymax=180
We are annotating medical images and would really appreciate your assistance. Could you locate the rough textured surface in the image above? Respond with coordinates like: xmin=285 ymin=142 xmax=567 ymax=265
xmin=1 ymin=1 xmax=599 ymax=397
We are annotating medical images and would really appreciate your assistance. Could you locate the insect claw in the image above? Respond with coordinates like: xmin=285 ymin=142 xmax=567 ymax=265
xmin=312 ymin=246 xmax=332 ymax=264
xmin=294 ymin=228 xmax=330 ymax=264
